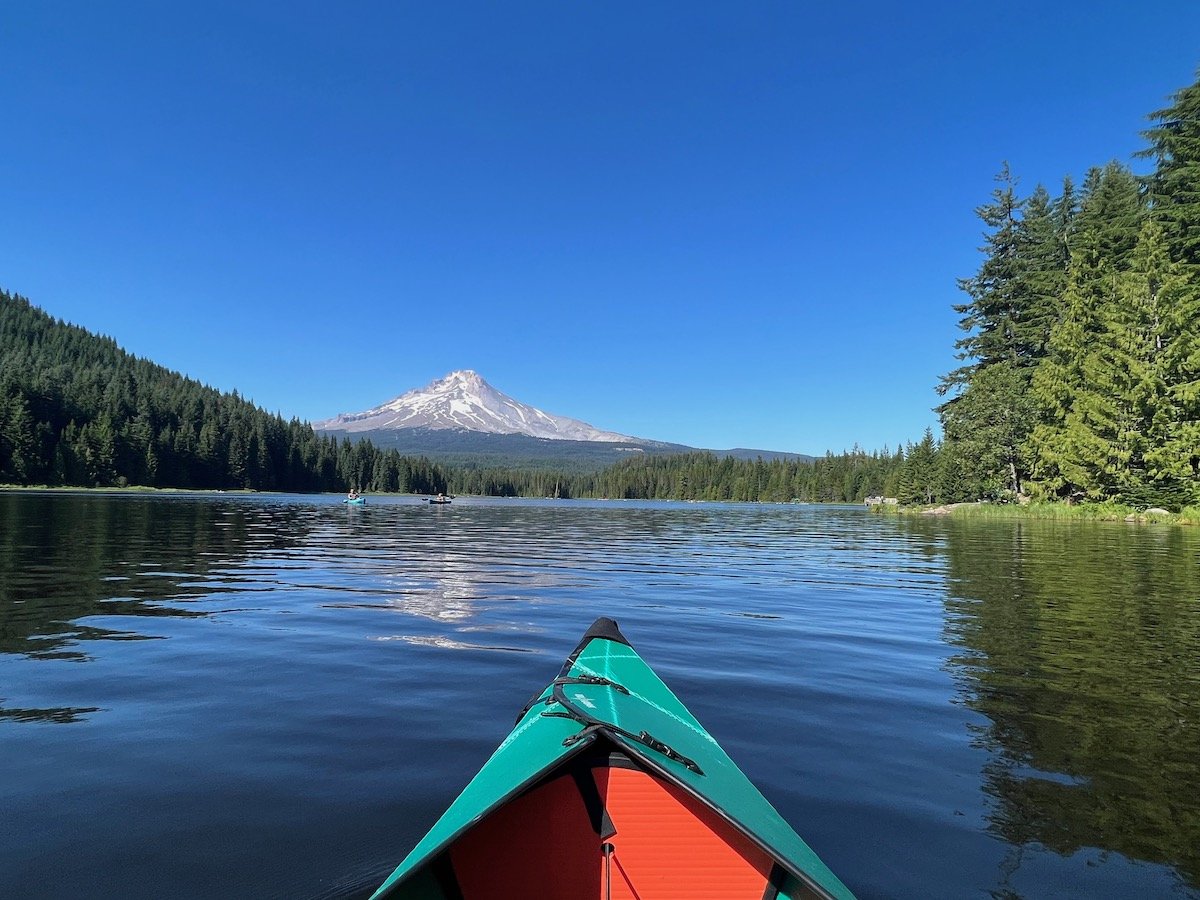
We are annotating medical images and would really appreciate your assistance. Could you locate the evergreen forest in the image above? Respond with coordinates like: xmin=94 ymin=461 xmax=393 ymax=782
xmin=443 ymin=446 xmax=909 ymax=503
xmin=932 ymin=69 xmax=1200 ymax=510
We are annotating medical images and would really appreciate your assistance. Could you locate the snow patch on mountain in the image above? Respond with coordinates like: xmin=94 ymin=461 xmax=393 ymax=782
xmin=314 ymin=370 xmax=636 ymax=443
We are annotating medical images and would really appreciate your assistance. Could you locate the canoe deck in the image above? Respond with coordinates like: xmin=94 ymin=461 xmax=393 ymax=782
xmin=371 ymin=618 xmax=852 ymax=900
xmin=447 ymin=747 xmax=785 ymax=899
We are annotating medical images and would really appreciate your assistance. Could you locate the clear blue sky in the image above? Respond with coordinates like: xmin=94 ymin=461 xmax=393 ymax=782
xmin=3 ymin=2 xmax=1198 ymax=454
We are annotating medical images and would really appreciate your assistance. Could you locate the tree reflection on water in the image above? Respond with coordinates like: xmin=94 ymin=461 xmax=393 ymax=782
xmin=936 ymin=517 xmax=1200 ymax=890
xmin=0 ymin=492 xmax=311 ymax=721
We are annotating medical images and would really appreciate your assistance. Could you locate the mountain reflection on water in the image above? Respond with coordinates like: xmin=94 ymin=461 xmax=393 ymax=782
xmin=934 ymin=518 xmax=1200 ymax=891
xmin=0 ymin=492 xmax=1198 ymax=899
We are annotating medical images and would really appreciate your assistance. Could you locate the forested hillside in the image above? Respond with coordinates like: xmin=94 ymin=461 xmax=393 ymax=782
xmin=445 ymin=447 xmax=906 ymax=502
xmin=0 ymin=291 xmax=449 ymax=493
xmin=928 ymin=68 xmax=1200 ymax=509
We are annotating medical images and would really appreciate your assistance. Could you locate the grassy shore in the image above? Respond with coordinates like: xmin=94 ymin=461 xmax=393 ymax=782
xmin=873 ymin=499 xmax=1200 ymax=526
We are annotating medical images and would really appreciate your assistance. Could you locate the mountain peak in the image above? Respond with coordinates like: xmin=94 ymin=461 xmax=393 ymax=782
xmin=438 ymin=369 xmax=483 ymax=386
xmin=314 ymin=371 xmax=636 ymax=443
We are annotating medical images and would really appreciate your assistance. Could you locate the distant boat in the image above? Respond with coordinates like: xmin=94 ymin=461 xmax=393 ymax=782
xmin=426 ymin=497 xmax=452 ymax=505
xmin=368 ymin=617 xmax=856 ymax=900
xmin=344 ymin=496 xmax=366 ymax=505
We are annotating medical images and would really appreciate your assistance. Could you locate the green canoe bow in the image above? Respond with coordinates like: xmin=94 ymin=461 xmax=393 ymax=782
xmin=371 ymin=617 xmax=856 ymax=900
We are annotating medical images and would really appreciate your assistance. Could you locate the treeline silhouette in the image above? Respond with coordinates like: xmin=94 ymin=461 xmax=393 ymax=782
xmin=446 ymin=447 xmax=908 ymax=502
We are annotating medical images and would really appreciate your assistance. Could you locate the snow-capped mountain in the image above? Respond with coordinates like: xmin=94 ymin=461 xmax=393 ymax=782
xmin=314 ymin=370 xmax=637 ymax=443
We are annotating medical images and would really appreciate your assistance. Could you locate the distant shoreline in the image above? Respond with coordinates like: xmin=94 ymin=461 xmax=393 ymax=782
xmin=0 ymin=484 xmax=405 ymax=498
xmin=0 ymin=484 xmax=268 ymax=495
xmin=6 ymin=486 xmax=1195 ymax=524
xmin=0 ymin=485 xmax=857 ymax=506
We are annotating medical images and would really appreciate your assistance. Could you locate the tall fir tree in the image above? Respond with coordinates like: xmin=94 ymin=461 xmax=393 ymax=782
xmin=1115 ymin=220 xmax=1195 ymax=506
xmin=938 ymin=167 xmax=1071 ymax=496
xmin=1027 ymin=242 xmax=1114 ymax=499
xmin=896 ymin=429 xmax=939 ymax=505
xmin=1026 ymin=164 xmax=1145 ymax=501
xmin=941 ymin=364 xmax=1037 ymax=496
xmin=942 ymin=163 xmax=1027 ymax=390
xmin=1139 ymin=69 xmax=1200 ymax=503
xmin=1018 ymin=184 xmax=1073 ymax=361
xmin=1073 ymin=162 xmax=1144 ymax=270
xmin=1028 ymin=222 xmax=1184 ymax=503
xmin=1139 ymin=69 xmax=1200 ymax=266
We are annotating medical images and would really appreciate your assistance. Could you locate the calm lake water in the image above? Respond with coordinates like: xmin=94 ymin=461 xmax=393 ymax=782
xmin=1 ymin=491 xmax=1198 ymax=899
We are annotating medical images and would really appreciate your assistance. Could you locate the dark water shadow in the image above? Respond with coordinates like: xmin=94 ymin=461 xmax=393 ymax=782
xmin=0 ymin=492 xmax=313 ymax=664
xmin=926 ymin=516 xmax=1200 ymax=891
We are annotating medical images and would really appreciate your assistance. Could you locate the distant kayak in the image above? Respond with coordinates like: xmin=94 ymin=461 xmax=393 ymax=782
xmin=426 ymin=497 xmax=452 ymax=504
xmin=369 ymin=617 xmax=856 ymax=900
xmin=344 ymin=497 xmax=366 ymax=505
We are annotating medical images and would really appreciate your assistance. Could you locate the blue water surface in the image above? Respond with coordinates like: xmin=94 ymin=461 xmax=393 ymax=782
xmin=1 ymin=492 xmax=1197 ymax=899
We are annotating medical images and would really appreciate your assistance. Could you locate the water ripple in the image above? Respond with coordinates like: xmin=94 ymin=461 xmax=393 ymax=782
xmin=0 ymin=493 xmax=1197 ymax=899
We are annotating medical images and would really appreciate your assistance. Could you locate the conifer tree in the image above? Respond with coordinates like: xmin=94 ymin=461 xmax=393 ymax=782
xmin=1054 ymin=176 xmax=1079 ymax=257
xmin=930 ymin=440 xmax=963 ymax=503
xmin=0 ymin=386 xmax=38 ymax=482
xmin=1029 ymin=221 xmax=1180 ymax=503
xmin=942 ymin=164 xmax=1027 ymax=390
xmin=1140 ymin=69 xmax=1200 ymax=266
xmin=897 ymin=429 xmax=938 ymax=505
xmin=1027 ymin=244 xmax=1113 ymax=499
xmin=1139 ymin=227 xmax=1200 ymax=504
xmin=941 ymin=364 xmax=1036 ymax=496
xmin=1019 ymin=184 xmax=1072 ymax=361
xmin=1026 ymin=163 xmax=1145 ymax=500
xmin=1073 ymin=162 xmax=1144 ymax=269
xmin=1109 ymin=220 xmax=1198 ymax=506
xmin=938 ymin=167 xmax=1068 ymax=496
xmin=1139 ymin=69 xmax=1200 ymax=502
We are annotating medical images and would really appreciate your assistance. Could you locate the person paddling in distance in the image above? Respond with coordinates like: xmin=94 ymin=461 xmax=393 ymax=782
xmin=348 ymin=488 xmax=360 ymax=500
